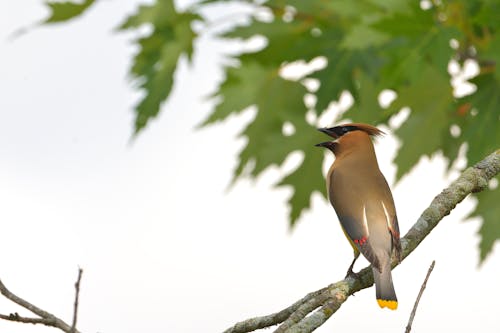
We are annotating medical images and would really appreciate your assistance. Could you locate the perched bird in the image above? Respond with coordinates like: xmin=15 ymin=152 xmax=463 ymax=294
xmin=315 ymin=123 xmax=401 ymax=310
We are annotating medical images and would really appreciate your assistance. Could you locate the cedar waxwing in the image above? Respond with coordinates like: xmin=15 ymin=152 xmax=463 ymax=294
xmin=315 ymin=123 xmax=401 ymax=310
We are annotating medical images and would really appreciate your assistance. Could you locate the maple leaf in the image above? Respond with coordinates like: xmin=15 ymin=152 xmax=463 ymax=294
xmin=342 ymin=70 xmax=390 ymax=125
xmin=460 ymin=74 xmax=500 ymax=166
xmin=391 ymin=66 xmax=454 ymax=179
xmin=118 ymin=0 xmax=200 ymax=134
xmin=204 ymin=60 xmax=325 ymax=224
xmin=468 ymin=184 xmax=500 ymax=263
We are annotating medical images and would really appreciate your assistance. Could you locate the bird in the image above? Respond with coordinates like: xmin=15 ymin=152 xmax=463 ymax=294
xmin=315 ymin=123 xmax=401 ymax=310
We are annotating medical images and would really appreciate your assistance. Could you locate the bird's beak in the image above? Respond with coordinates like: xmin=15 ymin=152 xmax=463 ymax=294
xmin=315 ymin=141 xmax=329 ymax=148
xmin=317 ymin=127 xmax=338 ymax=138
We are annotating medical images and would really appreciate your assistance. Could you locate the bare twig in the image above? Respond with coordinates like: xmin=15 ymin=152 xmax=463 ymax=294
xmin=0 ymin=273 xmax=83 ymax=333
xmin=0 ymin=312 xmax=54 ymax=325
xmin=71 ymin=268 xmax=84 ymax=333
xmin=405 ymin=261 xmax=436 ymax=333
xmin=223 ymin=149 xmax=500 ymax=333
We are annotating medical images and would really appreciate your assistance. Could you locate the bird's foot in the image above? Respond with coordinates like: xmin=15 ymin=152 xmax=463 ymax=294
xmin=344 ymin=267 xmax=360 ymax=280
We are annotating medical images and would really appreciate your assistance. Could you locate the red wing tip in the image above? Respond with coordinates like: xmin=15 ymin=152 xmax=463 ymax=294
xmin=377 ymin=299 xmax=398 ymax=310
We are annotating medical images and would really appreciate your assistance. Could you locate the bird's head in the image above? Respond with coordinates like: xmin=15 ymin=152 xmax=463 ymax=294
xmin=315 ymin=123 xmax=384 ymax=155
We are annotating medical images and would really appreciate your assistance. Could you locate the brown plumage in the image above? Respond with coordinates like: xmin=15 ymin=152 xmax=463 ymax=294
xmin=316 ymin=123 xmax=401 ymax=310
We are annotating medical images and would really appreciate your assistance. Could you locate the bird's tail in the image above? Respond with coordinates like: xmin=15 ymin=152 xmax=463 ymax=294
xmin=372 ymin=262 xmax=397 ymax=310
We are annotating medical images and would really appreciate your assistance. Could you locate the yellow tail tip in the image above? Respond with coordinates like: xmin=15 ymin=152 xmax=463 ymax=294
xmin=377 ymin=299 xmax=398 ymax=310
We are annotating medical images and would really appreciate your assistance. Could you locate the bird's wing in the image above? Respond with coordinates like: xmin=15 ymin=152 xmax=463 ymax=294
xmin=376 ymin=176 xmax=402 ymax=262
xmin=389 ymin=215 xmax=402 ymax=262
xmin=337 ymin=214 xmax=381 ymax=271
xmin=329 ymin=169 xmax=382 ymax=271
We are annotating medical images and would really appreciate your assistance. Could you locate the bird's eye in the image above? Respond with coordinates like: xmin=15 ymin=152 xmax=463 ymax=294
xmin=340 ymin=126 xmax=357 ymax=135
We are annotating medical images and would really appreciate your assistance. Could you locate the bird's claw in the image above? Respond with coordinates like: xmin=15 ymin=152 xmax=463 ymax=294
xmin=344 ymin=267 xmax=360 ymax=280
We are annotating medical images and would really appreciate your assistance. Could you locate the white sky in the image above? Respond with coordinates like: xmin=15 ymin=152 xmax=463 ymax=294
xmin=0 ymin=1 xmax=499 ymax=332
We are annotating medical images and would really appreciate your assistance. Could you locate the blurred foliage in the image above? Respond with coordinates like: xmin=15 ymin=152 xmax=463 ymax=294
xmin=43 ymin=0 xmax=95 ymax=23
xmin=43 ymin=0 xmax=499 ymax=262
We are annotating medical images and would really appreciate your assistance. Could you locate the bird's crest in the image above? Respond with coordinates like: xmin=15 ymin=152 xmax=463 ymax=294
xmin=317 ymin=123 xmax=385 ymax=139
xmin=348 ymin=123 xmax=385 ymax=137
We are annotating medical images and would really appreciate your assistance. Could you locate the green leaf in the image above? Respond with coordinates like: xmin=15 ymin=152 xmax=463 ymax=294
xmin=471 ymin=0 xmax=500 ymax=30
xmin=468 ymin=184 xmax=500 ymax=263
xmin=342 ymin=70 xmax=391 ymax=124
xmin=44 ymin=0 xmax=95 ymax=23
xmin=366 ymin=0 xmax=411 ymax=14
xmin=119 ymin=0 xmax=178 ymax=30
xmin=373 ymin=2 xmax=460 ymax=87
xmin=39 ymin=0 xmax=500 ymax=240
xmin=278 ymin=146 xmax=326 ymax=226
xmin=118 ymin=0 xmax=200 ymax=133
xmin=203 ymin=63 xmax=273 ymax=125
xmin=223 ymin=16 xmax=335 ymax=66
xmin=310 ymin=48 xmax=382 ymax=112
xmin=233 ymin=80 xmax=307 ymax=177
xmin=320 ymin=0 xmax=410 ymax=18
xmin=203 ymin=59 xmax=326 ymax=224
xmin=440 ymin=104 xmax=466 ymax=170
xmin=379 ymin=28 xmax=459 ymax=88
xmin=372 ymin=2 xmax=434 ymax=38
xmin=392 ymin=66 xmax=454 ymax=180
xmin=278 ymin=0 xmax=406 ymax=17
xmin=208 ymin=61 xmax=308 ymax=175
xmin=340 ymin=25 xmax=389 ymax=50
xmin=460 ymin=74 xmax=500 ymax=166
xmin=478 ymin=34 xmax=500 ymax=81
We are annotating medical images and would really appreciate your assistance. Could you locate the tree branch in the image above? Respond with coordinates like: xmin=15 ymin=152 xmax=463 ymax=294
xmin=0 ymin=313 xmax=56 ymax=325
xmin=70 ymin=268 xmax=83 ymax=333
xmin=223 ymin=287 xmax=328 ymax=333
xmin=405 ymin=260 xmax=436 ymax=333
xmin=0 ymin=268 xmax=83 ymax=333
xmin=224 ymin=149 xmax=500 ymax=333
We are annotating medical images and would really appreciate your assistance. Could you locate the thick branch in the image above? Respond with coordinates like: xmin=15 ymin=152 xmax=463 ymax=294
xmin=223 ymin=287 xmax=328 ymax=333
xmin=224 ymin=149 xmax=500 ymax=333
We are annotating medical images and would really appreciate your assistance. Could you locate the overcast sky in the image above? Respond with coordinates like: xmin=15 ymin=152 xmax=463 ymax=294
xmin=1 ymin=1 xmax=499 ymax=332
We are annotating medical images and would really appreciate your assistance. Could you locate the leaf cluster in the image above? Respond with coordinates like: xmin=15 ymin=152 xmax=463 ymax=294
xmin=42 ymin=0 xmax=500 ymax=262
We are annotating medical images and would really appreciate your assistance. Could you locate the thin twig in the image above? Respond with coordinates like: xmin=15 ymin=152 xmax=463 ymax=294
xmin=405 ymin=261 xmax=436 ymax=333
xmin=71 ymin=268 xmax=84 ymax=333
xmin=0 ymin=313 xmax=53 ymax=325
xmin=0 ymin=275 xmax=82 ymax=333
